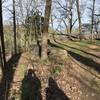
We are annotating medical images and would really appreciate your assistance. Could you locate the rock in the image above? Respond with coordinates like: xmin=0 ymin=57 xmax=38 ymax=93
xmin=48 ymin=47 xmax=68 ymax=60
xmin=58 ymin=49 xmax=68 ymax=59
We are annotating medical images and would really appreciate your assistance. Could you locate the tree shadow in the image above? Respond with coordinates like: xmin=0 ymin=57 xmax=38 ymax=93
xmin=62 ymin=43 xmax=100 ymax=59
xmin=46 ymin=77 xmax=69 ymax=100
xmin=68 ymin=51 xmax=100 ymax=73
xmin=21 ymin=69 xmax=42 ymax=100
xmin=0 ymin=53 xmax=21 ymax=100
xmin=52 ymin=39 xmax=100 ymax=59
xmin=74 ymin=42 xmax=100 ymax=51
xmin=48 ymin=42 xmax=66 ymax=51
xmin=52 ymin=35 xmax=100 ymax=59
xmin=49 ymin=41 xmax=100 ymax=74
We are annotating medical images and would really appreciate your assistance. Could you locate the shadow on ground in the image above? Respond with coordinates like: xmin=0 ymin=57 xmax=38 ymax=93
xmin=68 ymin=51 xmax=100 ymax=73
xmin=21 ymin=69 xmax=42 ymax=100
xmin=46 ymin=77 xmax=69 ymax=100
xmin=0 ymin=53 xmax=21 ymax=100
xmin=63 ymin=44 xmax=100 ymax=59
xmin=51 ymin=39 xmax=100 ymax=59
xmin=49 ymin=41 xmax=100 ymax=73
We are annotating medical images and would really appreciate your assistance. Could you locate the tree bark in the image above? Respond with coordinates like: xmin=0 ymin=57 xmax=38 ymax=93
xmin=0 ymin=0 xmax=6 ymax=69
xmin=13 ymin=0 xmax=17 ymax=54
xmin=91 ymin=0 xmax=95 ymax=40
xmin=0 ymin=46 xmax=3 ymax=70
xmin=41 ymin=0 xmax=52 ymax=60
xmin=68 ymin=0 xmax=73 ymax=35
xmin=76 ymin=0 xmax=82 ymax=39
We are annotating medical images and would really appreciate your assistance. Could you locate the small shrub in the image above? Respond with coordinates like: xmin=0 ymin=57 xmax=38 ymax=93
xmin=52 ymin=64 xmax=64 ymax=76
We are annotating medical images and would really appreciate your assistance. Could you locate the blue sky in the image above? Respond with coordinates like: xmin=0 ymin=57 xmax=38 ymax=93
xmin=2 ymin=0 xmax=100 ymax=30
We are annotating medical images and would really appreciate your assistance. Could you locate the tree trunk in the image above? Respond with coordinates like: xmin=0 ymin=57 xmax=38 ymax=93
xmin=0 ymin=0 xmax=6 ymax=69
xmin=0 ymin=46 xmax=3 ymax=70
xmin=68 ymin=0 xmax=73 ymax=35
xmin=76 ymin=0 xmax=82 ymax=40
xmin=13 ymin=0 xmax=17 ymax=54
xmin=41 ymin=0 xmax=52 ymax=60
xmin=91 ymin=0 xmax=95 ymax=40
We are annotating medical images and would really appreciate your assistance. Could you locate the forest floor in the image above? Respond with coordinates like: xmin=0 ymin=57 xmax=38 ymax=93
xmin=0 ymin=40 xmax=100 ymax=100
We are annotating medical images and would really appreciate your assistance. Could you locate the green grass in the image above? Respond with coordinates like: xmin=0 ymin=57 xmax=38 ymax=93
xmin=52 ymin=64 xmax=64 ymax=76
xmin=18 ymin=65 xmax=27 ymax=79
xmin=77 ymin=40 xmax=100 ymax=45
xmin=58 ymin=40 xmax=100 ymax=59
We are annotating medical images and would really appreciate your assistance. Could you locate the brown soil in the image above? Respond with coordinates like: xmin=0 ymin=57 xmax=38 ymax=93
xmin=4 ymin=51 xmax=100 ymax=100
xmin=88 ymin=45 xmax=100 ymax=49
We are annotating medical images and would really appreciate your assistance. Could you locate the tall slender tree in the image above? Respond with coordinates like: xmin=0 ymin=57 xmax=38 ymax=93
xmin=67 ymin=0 xmax=73 ymax=34
xmin=41 ymin=0 xmax=52 ymax=60
xmin=0 ymin=0 xmax=6 ymax=69
xmin=76 ymin=0 xmax=82 ymax=39
xmin=13 ymin=0 xmax=17 ymax=54
xmin=0 ymin=46 xmax=3 ymax=70
xmin=91 ymin=0 xmax=96 ymax=40
xmin=57 ymin=0 xmax=77 ymax=35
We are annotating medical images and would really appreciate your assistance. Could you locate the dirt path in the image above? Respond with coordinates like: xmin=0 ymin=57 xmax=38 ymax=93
xmin=6 ymin=51 xmax=100 ymax=100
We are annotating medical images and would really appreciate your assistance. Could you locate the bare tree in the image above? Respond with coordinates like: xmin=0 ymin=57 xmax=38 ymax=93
xmin=67 ymin=0 xmax=74 ymax=34
xmin=56 ymin=0 xmax=77 ymax=35
xmin=76 ymin=0 xmax=82 ymax=39
xmin=94 ymin=15 xmax=100 ymax=34
xmin=0 ymin=45 xmax=3 ymax=70
xmin=0 ymin=0 xmax=6 ymax=72
xmin=91 ymin=0 xmax=96 ymax=40
xmin=13 ymin=0 xmax=17 ymax=54
xmin=41 ymin=0 xmax=52 ymax=60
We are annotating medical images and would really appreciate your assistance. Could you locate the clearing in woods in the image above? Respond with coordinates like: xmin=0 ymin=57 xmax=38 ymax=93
xmin=0 ymin=40 xmax=100 ymax=100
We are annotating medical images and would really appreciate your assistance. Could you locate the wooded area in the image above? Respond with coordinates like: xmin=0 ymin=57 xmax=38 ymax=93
xmin=0 ymin=0 xmax=100 ymax=100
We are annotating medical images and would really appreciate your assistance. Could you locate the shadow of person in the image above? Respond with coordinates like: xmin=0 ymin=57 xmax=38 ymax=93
xmin=21 ymin=69 xmax=42 ymax=100
xmin=46 ymin=77 xmax=70 ymax=100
